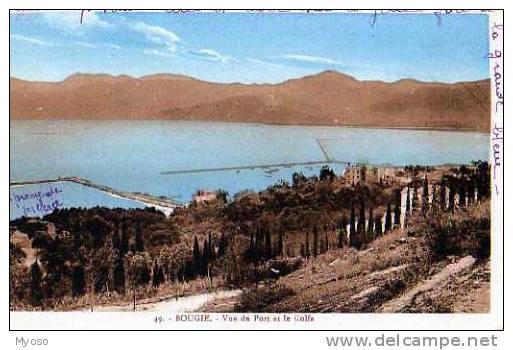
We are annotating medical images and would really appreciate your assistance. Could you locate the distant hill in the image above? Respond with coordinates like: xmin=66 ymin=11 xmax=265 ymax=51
xmin=10 ymin=71 xmax=491 ymax=132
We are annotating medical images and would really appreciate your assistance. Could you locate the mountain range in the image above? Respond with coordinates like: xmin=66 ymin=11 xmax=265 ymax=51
xmin=10 ymin=71 xmax=491 ymax=132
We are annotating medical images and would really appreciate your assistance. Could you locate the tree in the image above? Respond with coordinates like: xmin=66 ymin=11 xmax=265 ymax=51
xmin=349 ymin=202 xmax=357 ymax=247
xmin=94 ymin=263 xmax=110 ymax=294
xmin=202 ymin=239 xmax=210 ymax=275
xmin=467 ymin=178 xmax=476 ymax=205
xmin=384 ymin=203 xmax=392 ymax=233
xmin=439 ymin=180 xmax=447 ymax=210
xmin=431 ymin=185 xmax=438 ymax=211
xmin=305 ymin=231 xmax=310 ymax=258
xmin=411 ymin=185 xmax=418 ymax=211
xmin=338 ymin=214 xmax=348 ymax=248
xmin=394 ymin=189 xmax=401 ymax=227
xmin=357 ymin=198 xmax=366 ymax=247
xmin=208 ymin=233 xmax=216 ymax=261
xmin=277 ymin=232 xmax=284 ymax=257
xmin=405 ymin=187 xmax=411 ymax=216
xmin=113 ymin=257 xmax=125 ymax=294
xmin=265 ymin=230 xmax=272 ymax=259
xmin=367 ymin=207 xmax=374 ymax=242
xmin=30 ymin=261 xmax=43 ymax=306
xmin=152 ymin=259 xmax=165 ymax=287
xmin=319 ymin=166 xmax=335 ymax=181
xmin=83 ymin=215 xmax=111 ymax=249
xmin=73 ymin=227 xmax=82 ymax=251
xmin=313 ymin=227 xmax=319 ymax=257
xmin=422 ymin=175 xmax=429 ymax=212
xmin=192 ymin=236 xmax=201 ymax=275
xmin=111 ymin=223 xmax=120 ymax=251
xmin=218 ymin=233 xmax=228 ymax=257
xmin=119 ymin=221 xmax=130 ymax=256
xmin=476 ymin=161 xmax=490 ymax=200
xmin=375 ymin=214 xmax=383 ymax=236
xmin=292 ymin=172 xmax=307 ymax=187
xmin=134 ymin=223 xmax=145 ymax=252
xmin=458 ymin=180 xmax=467 ymax=207
xmin=71 ymin=263 xmax=86 ymax=297
xmin=448 ymin=180 xmax=455 ymax=212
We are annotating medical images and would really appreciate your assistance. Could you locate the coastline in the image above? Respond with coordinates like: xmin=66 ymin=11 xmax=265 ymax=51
xmin=9 ymin=176 xmax=183 ymax=218
xmin=9 ymin=117 xmax=491 ymax=134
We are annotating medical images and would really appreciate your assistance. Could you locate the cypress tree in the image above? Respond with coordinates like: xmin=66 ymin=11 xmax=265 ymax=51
xmin=439 ymin=180 xmax=447 ymax=210
xmin=255 ymin=231 xmax=263 ymax=260
xmin=265 ymin=230 xmax=272 ymax=259
xmin=218 ymin=233 xmax=228 ymax=257
xmin=357 ymin=198 xmax=366 ymax=247
xmin=458 ymin=180 xmax=467 ymax=207
xmin=277 ymin=232 xmax=284 ymax=257
xmin=375 ymin=214 xmax=383 ymax=237
xmin=431 ymin=185 xmax=438 ymax=211
xmin=208 ymin=233 xmax=216 ymax=261
xmin=202 ymin=239 xmax=210 ymax=275
xmin=113 ymin=257 xmax=125 ymax=294
xmin=384 ymin=203 xmax=392 ymax=233
xmin=193 ymin=236 xmax=201 ymax=275
xmin=405 ymin=187 xmax=411 ymax=215
xmin=349 ymin=202 xmax=356 ymax=247
xmin=422 ymin=175 xmax=429 ymax=212
xmin=305 ymin=231 xmax=310 ymax=258
xmin=394 ymin=189 xmax=401 ymax=227
xmin=467 ymin=178 xmax=475 ymax=205
xmin=313 ymin=227 xmax=319 ymax=257
xmin=247 ymin=233 xmax=256 ymax=262
xmin=111 ymin=222 xmax=120 ymax=251
xmin=73 ymin=228 xmax=82 ymax=251
xmin=72 ymin=263 xmax=86 ymax=297
xmin=30 ymin=262 xmax=43 ymax=306
xmin=338 ymin=214 xmax=348 ymax=248
xmin=448 ymin=180 xmax=455 ymax=212
xmin=134 ymin=223 xmax=145 ymax=252
xmin=367 ymin=207 xmax=374 ymax=242
xmin=119 ymin=221 xmax=129 ymax=256
xmin=152 ymin=259 xmax=164 ymax=287
xmin=411 ymin=185 xmax=418 ymax=211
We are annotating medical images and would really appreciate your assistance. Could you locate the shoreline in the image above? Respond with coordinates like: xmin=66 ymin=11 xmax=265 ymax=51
xmin=9 ymin=176 xmax=183 ymax=217
xmin=9 ymin=118 xmax=490 ymax=134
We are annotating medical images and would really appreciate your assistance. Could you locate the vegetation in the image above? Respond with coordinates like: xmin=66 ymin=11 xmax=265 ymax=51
xmin=9 ymin=161 xmax=491 ymax=311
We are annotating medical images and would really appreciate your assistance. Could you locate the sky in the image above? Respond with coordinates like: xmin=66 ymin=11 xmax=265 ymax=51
xmin=9 ymin=10 xmax=490 ymax=84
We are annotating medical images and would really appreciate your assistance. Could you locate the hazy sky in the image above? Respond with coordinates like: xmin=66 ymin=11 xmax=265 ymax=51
xmin=10 ymin=10 xmax=490 ymax=84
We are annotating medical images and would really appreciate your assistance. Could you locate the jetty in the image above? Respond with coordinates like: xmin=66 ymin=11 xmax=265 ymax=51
xmin=161 ymin=160 xmax=349 ymax=176
xmin=9 ymin=176 xmax=182 ymax=211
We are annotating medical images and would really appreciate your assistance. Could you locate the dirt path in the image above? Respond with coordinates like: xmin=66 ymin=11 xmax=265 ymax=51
xmin=87 ymin=290 xmax=242 ymax=312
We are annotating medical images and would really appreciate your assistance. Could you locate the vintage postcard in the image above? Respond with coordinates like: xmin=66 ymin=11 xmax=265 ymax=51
xmin=9 ymin=9 xmax=503 ymax=331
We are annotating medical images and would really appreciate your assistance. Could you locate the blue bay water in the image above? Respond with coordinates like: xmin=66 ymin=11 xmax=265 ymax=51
xmin=9 ymin=120 xmax=489 ymax=219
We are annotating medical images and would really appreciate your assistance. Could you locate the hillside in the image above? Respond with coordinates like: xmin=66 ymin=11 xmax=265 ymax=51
xmin=10 ymin=71 xmax=491 ymax=131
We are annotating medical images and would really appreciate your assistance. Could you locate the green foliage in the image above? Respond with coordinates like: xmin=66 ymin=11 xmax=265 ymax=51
xmin=30 ymin=262 xmax=43 ymax=306
xmin=71 ymin=264 xmax=86 ymax=297
xmin=113 ymin=257 xmax=126 ymax=293
xmin=414 ymin=203 xmax=490 ymax=261
xmin=384 ymin=203 xmax=392 ymax=233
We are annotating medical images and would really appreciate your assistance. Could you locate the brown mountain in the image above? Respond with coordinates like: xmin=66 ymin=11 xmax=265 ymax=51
xmin=9 ymin=71 xmax=490 ymax=131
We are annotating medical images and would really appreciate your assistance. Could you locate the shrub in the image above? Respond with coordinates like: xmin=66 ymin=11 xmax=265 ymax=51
xmin=418 ymin=202 xmax=490 ymax=260
xmin=235 ymin=284 xmax=294 ymax=312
